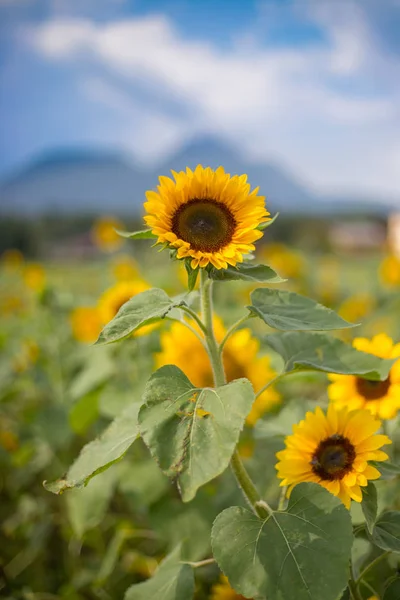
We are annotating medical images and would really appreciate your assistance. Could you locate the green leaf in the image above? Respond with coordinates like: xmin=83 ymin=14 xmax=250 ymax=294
xmin=361 ymin=481 xmax=378 ymax=534
xmin=124 ymin=546 xmax=194 ymax=600
xmin=139 ymin=365 xmax=254 ymax=502
xmin=248 ymin=288 xmax=355 ymax=331
xmin=254 ymin=398 xmax=317 ymax=439
xmin=66 ymin=468 xmax=118 ymax=538
xmin=211 ymin=482 xmax=353 ymax=600
xmin=384 ymin=578 xmax=400 ymax=600
xmin=184 ymin=261 xmax=199 ymax=291
xmin=372 ymin=511 xmax=400 ymax=552
xmin=44 ymin=402 xmax=140 ymax=494
xmin=257 ymin=211 xmax=280 ymax=230
xmin=266 ymin=332 xmax=394 ymax=381
xmin=116 ymin=228 xmax=157 ymax=240
xmin=370 ymin=460 xmax=400 ymax=479
xmin=95 ymin=288 xmax=184 ymax=345
xmin=208 ymin=262 xmax=284 ymax=283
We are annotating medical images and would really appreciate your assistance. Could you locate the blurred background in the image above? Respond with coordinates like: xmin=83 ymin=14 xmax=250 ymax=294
xmin=1 ymin=1 xmax=400 ymax=599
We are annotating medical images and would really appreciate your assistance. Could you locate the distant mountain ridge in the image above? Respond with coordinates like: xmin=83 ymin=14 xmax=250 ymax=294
xmin=0 ymin=138 xmax=396 ymax=216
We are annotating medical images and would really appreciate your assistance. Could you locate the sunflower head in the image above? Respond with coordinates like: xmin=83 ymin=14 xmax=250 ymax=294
xmin=70 ymin=306 xmax=102 ymax=343
xmin=328 ymin=333 xmax=400 ymax=420
xmin=144 ymin=165 xmax=270 ymax=270
xmin=92 ymin=216 xmax=124 ymax=252
xmin=276 ymin=405 xmax=391 ymax=509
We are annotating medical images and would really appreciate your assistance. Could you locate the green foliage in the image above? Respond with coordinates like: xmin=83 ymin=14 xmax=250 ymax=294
xmin=384 ymin=578 xmax=400 ymax=600
xmin=124 ymin=547 xmax=194 ymax=600
xmin=361 ymin=481 xmax=378 ymax=534
xmin=211 ymin=483 xmax=353 ymax=600
xmin=44 ymin=402 xmax=140 ymax=494
xmin=371 ymin=460 xmax=400 ymax=479
xmin=184 ymin=260 xmax=199 ymax=291
xmin=95 ymin=288 xmax=185 ymax=344
xmin=372 ymin=511 xmax=400 ymax=552
xmin=208 ymin=262 xmax=284 ymax=282
xmin=248 ymin=288 xmax=355 ymax=330
xmin=266 ymin=331 xmax=394 ymax=380
xmin=139 ymin=365 xmax=254 ymax=501
xmin=116 ymin=228 xmax=157 ymax=239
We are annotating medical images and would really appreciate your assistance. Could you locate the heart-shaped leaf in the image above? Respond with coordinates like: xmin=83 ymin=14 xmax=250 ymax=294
xmin=212 ymin=482 xmax=353 ymax=600
xmin=248 ymin=288 xmax=355 ymax=331
xmin=266 ymin=331 xmax=394 ymax=381
xmin=139 ymin=365 xmax=254 ymax=502
xmin=208 ymin=263 xmax=284 ymax=283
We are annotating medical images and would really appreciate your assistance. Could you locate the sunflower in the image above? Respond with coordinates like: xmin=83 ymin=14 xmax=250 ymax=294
xmin=209 ymin=575 xmax=247 ymax=600
xmin=111 ymin=254 xmax=139 ymax=281
xmin=275 ymin=405 xmax=391 ymax=509
xmin=338 ymin=293 xmax=375 ymax=325
xmin=328 ymin=334 xmax=400 ymax=420
xmin=259 ymin=242 xmax=305 ymax=279
xmin=70 ymin=307 xmax=102 ymax=343
xmin=92 ymin=216 xmax=124 ymax=252
xmin=23 ymin=263 xmax=46 ymax=292
xmin=155 ymin=319 xmax=281 ymax=423
xmin=379 ymin=254 xmax=400 ymax=287
xmin=144 ymin=165 xmax=269 ymax=269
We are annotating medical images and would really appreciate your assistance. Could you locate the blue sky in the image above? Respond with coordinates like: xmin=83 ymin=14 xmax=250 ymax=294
xmin=1 ymin=0 xmax=400 ymax=198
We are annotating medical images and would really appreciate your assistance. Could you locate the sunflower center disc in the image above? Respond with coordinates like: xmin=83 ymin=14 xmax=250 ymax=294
xmin=311 ymin=434 xmax=356 ymax=481
xmin=172 ymin=198 xmax=236 ymax=252
xmin=356 ymin=376 xmax=391 ymax=400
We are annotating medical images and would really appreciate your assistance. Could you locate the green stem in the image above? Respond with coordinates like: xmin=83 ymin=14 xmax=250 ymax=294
xmin=355 ymin=550 xmax=390 ymax=588
xmin=200 ymin=269 xmax=226 ymax=386
xmin=348 ymin=577 xmax=362 ymax=600
xmin=218 ymin=314 xmax=252 ymax=355
xmin=199 ymin=269 xmax=271 ymax=518
xmin=254 ymin=372 xmax=285 ymax=400
xmin=179 ymin=305 xmax=208 ymax=335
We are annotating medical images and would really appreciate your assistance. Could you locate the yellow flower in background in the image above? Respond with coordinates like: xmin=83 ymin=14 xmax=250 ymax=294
xmin=92 ymin=216 xmax=124 ymax=252
xmin=1 ymin=295 xmax=25 ymax=315
xmin=1 ymin=248 xmax=24 ymax=271
xmin=70 ymin=307 xmax=102 ymax=343
xmin=111 ymin=254 xmax=139 ymax=281
xmin=338 ymin=293 xmax=375 ymax=324
xmin=23 ymin=263 xmax=46 ymax=292
xmin=276 ymin=405 xmax=391 ymax=509
xmin=209 ymin=575 xmax=247 ymax=600
xmin=328 ymin=334 xmax=400 ymax=420
xmin=379 ymin=254 xmax=400 ymax=287
xmin=144 ymin=165 xmax=269 ymax=269
xmin=156 ymin=319 xmax=281 ymax=423
xmin=259 ymin=242 xmax=305 ymax=279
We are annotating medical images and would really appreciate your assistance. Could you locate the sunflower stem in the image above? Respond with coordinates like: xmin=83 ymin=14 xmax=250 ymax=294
xmin=348 ymin=576 xmax=362 ymax=600
xmin=254 ymin=372 xmax=285 ymax=400
xmin=199 ymin=268 xmax=271 ymax=518
xmin=355 ymin=550 xmax=390 ymax=588
xmin=179 ymin=305 xmax=208 ymax=336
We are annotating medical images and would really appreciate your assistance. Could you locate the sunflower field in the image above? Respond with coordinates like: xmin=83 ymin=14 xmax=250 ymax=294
xmin=1 ymin=166 xmax=400 ymax=600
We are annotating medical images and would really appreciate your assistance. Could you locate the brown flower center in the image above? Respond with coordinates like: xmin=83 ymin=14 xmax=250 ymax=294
xmin=311 ymin=434 xmax=356 ymax=481
xmin=171 ymin=198 xmax=236 ymax=252
xmin=356 ymin=376 xmax=391 ymax=400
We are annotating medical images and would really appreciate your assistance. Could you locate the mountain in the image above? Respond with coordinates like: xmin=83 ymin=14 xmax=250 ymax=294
xmin=0 ymin=138 xmax=396 ymax=216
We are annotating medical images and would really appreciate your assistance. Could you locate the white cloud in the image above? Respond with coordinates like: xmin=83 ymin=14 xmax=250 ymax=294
xmin=26 ymin=5 xmax=400 ymax=198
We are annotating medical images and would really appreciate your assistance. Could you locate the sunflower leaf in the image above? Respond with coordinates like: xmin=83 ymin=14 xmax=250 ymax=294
xmin=208 ymin=262 xmax=284 ymax=283
xmin=361 ymin=481 xmax=378 ymax=534
xmin=257 ymin=212 xmax=280 ymax=230
xmin=211 ymin=482 xmax=353 ymax=600
xmin=184 ymin=261 xmax=199 ymax=291
xmin=371 ymin=511 xmax=400 ymax=552
xmin=265 ymin=331 xmax=394 ymax=381
xmin=248 ymin=288 xmax=356 ymax=330
xmin=43 ymin=402 xmax=140 ymax=494
xmin=124 ymin=546 xmax=194 ymax=600
xmin=138 ymin=365 xmax=254 ymax=502
xmin=383 ymin=578 xmax=400 ymax=600
xmin=115 ymin=228 xmax=157 ymax=240
xmin=95 ymin=288 xmax=184 ymax=345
